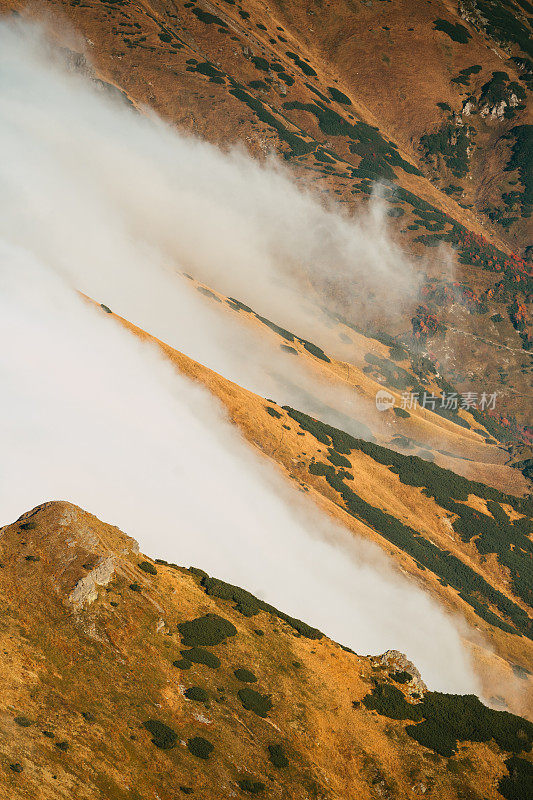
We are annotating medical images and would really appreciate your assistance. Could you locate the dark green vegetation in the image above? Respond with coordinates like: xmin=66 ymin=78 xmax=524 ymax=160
xmin=283 ymin=406 xmax=532 ymax=637
xmin=187 ymin=61 xmax=226 ymax=84
xmin=234 ymin=668 xmax=257 ymax=682
xmin=192 ymin=7 xmax=227 ymax=27
xmin=328 ymin=86 xmax=351 ymax=105
xmin=143 ymin=719 xmax=178 ymax=749
xmin=363 ymin=682 xmax=533 ymax=757
xmin=227 ymin=299 xmax=331 ymax=362
xmin=174 ymin=646 xmax=221 ymax=670
xmin=283 ymin=100 xmax=421 ymax=179
xmin=14 ymin=716 xmax=33 ymax=727
xmin=433 ymin=19 xmax=471 ymax=44
xmin=467 ymin=0 xmax=533 ymax=57
xmin=184 ymin=686 xmax=208 ymax=702
xmin=238 ymin=688 xmax=273 ymax=717
xmin=451 ymin=64 xmax=482 ymax=86
xmin=238 ymin=778 xmax=266 ymax=793
xmin=420 ymin=116 xmax=474 ymax=178
xmin=503 ymin=125 xmax=532 ymax=218
xmin=138 ymin=561 xmax=157 ymax=575
xmin=265 ymin=406 xmax=282 ymax=418
xmin=285 ymin=51 xmax=317 ymax=77
xmin=190 ymin=571 xmax=322 ymax=639
xmin=327 ymin=448 xmax=351 ymax=468
xmin=280 ymin=344 xmax=298 ymax=354
xmin=478 ymin=71 xmax=526 ymax=117
xmin=187 ymin=736 xmax=214 ymax=759
xmin=177 ymin=614 xmax=237 ymax=647
xmin=390 ymin=670 xmax=412 ymax=684
xmin=498 ymin=755 xmax=533 ymax=800
xmin=268 ymin=743 xmax=289 ymax=768
xmin=228 ymin=85 xmax=315 ymax=157
xmin=393 ymin=407 xmax=410 ymax=419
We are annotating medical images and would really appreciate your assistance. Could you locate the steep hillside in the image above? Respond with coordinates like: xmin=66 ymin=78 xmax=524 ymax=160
xmin=88 ymin=295 xmax=533 ymax=717
xmin=1 ymin=0 xmax=531 ymax=435
xmin=0 ymin=501 xmax=532 ymax=799
xmin=0 ymin=6 xmax=531 ymax=795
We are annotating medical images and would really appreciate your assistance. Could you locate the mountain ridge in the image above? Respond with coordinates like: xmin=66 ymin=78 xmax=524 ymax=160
xmin=0 ymin=500 xmax=532 ymax=799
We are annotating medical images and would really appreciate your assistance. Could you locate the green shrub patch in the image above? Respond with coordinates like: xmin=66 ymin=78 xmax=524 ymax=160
xmin=390 ymin=670 xmax=412 ymax=684
xmin=178 ymin=614 xmax=237 ymax=647
xmin=187 ymin=736 xmax=214 ymax=759
xmin=268 ymin=743 xmax=289 ymax=767
xmin=173 ymin=658 xmax=192 ymax=670
xmin=234 ymin=668 xmax=257 ymax=683
xmin=238 ymin=779 xmax=266 ymax=793
xmin=469 ymin=1 xmax=532 ymax=58
xmin=182 ymin=645 xmax=222 ymax=668
xmin=198 ymin=574 xmax=322 ymax=639
xmin=393 ymin=407 xmax=410 ymax=419
xmin=138 ymin=561 xmax=157 ymax=575
xmin=143 ymin=720 xmax=178 ymax=749
xmin=498 ymin=755 xmax=533 ymax=800
xmin=328 ymin=86 xmax=351 ymax=105
xmin=433 ymin=19 xmax=471 ymax=43
xmin=407 ymin=693 xmax=533 ymax=757
xmin=285 ymin=405 xmax=531 ymax=637
xmin=327 ymin=448 xmax=351 ymax=468
xmin=238 ymin=688 xmax=273 ymax=717
xmin=184 ymin=687 xmax=208 ymax=703
xmin=228 ymin=85 xmax=316 ymax=157
xmin=14 ymin=716 xmax=33 ymax=727
xmin=364 ymin=684 xmax=533 ymax=757
xmin=192 ymin=7 xmax=227 ymax=26
xmin=282 ymin=100 xmax=421 ymax=177
xmin=363 ymin=683 xmax=423 ymax=721
xmin=285 ymin=51 xmax=317 ymax=77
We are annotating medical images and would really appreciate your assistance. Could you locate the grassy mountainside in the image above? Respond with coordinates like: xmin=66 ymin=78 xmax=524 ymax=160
xmin=0 ymin=0 xmax=531 ymax=433
xmin=91 ymin=296 xmax=533 ymax=718
xmin=0 ymin=3 xmax=531 ymax=793
xmin=0 ymin=501 xmax=532 ymax=799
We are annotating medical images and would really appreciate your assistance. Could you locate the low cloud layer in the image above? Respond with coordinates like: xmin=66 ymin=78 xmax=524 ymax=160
xmin=0 ymin=239 xmax=476 ymax=692
xmin=0 ymin=20 xmax=478 ymax=693
xmin=0 ymin=18 xmax=418 ymax=385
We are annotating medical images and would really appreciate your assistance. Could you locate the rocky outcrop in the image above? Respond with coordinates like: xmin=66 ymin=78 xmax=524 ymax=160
xmin=68 ymin=556 xmax=116 ymax=612
xmin=372 ymin=649 xmax=428 ymax=696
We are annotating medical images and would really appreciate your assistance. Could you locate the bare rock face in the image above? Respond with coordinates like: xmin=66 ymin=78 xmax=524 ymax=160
xmin=68 ymin=556 xmax=116 ymax=612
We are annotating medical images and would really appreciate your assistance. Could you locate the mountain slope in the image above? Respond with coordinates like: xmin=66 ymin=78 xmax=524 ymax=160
xmin=2 ymin=0 xmax=529 ymax=430
xmin=87 ymin=295 xmax=533 ymax=717
xmin=0 ymin=501 xmax=531 ymax=799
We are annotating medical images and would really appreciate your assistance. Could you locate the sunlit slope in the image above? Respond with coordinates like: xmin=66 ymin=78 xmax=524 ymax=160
xmin=0 ymin=501 xmax=531 ymax=800
xmin=91 ymin=282 xmax=527 ymax=492
xmin=1 ymin=0 xmax=531 ymax=427
xmin=87 ymin=296 xmax=533 ymax=715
